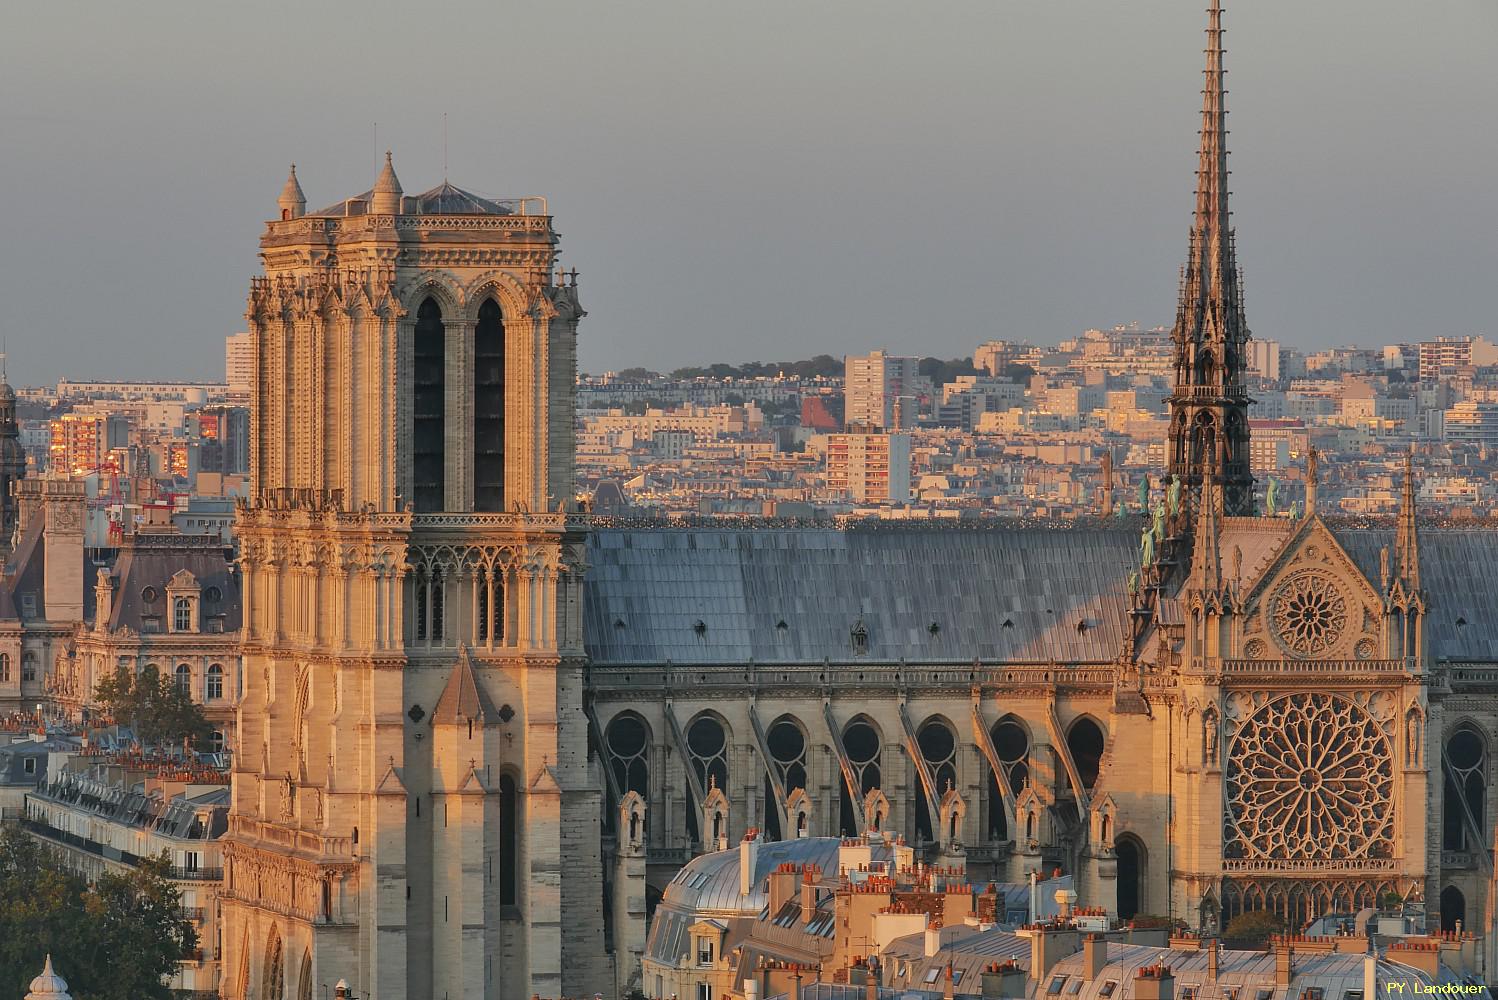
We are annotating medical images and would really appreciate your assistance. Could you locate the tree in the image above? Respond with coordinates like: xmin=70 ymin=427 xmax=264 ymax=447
xmin=1224 ymin=909 xmax=1285 ymax=946
xmin=93 ymin=666 xmax=212 ymax=751
xmin=0 ymin=827 xmax=196 ymax=1000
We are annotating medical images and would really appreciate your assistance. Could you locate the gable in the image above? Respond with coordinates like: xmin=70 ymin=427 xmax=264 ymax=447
xmin=1239 ymin=516 xmax=1383 ymax=661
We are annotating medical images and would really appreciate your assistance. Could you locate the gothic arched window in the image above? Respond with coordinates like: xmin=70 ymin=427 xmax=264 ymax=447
xmin=473 ymin=298 xmax=506 ymax=512
xmin=1066 ymin=717 xmax=1105 ymax=791
xmin=412 ymin=297 xmax=446 ymax=512
xmin=765 ymin=716 xmax=808 ymax=841
xmin=686 ymin=714 xmax=729 ymax=793
xmin=915 ymin=717 xmax=957 ymax=843
xmin=839 ymin=717 xmax=882 ymax=836
xmin=1443 ymin=725 xmax=1487 ymax=852
xmin=987 ymin=716 xmax=1030 ymax=840
xmin=605 ymin=713 xmax=651 ymax=799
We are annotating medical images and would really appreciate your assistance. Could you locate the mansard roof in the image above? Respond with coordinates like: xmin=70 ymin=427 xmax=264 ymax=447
xmin=104 ymin=534 xmax=239 ymax=633
xmin=583 ymin=523 xmax=1138 ymax=665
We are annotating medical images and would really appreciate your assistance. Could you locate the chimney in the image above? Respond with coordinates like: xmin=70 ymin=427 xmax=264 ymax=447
xmin=925 ymin=923 xmax=942 ymax=958
xmin=1134 ymin=965 xmax=1174 ymax=1000
xmin=768 ymin=865 xmax=797 ymax=917
xmin=981 ymin=962 xmax=1027 ymax=999
xmin=1029 ymin=871 xmax=1040 ymax=922
xmin=1206 ymin=938 xmax=1219 ymax=984
xmin=1362 ymin=954 xmax=1377 ymax=1000
xmin=943 ymin=963 xmax=955 ymax=1000
xmin=1029 ymin=926 xmax=1079 ymax=983
xmin=740 ymin=828 xmax=760 ymax=897
xmin=790 ymin=970 xmax=803 ymax=1000
xmin=865 ymin=959 xmax=880 ymax=1000
xmin=1083 ymin=935 xmax=1107 ymax=982
xmin=41 ymin=481 xmax=85 ymax=623
xmin=800 ymin=865 xmax=819 ymax=925
xmin=1275 ymin=943 xmax=1293 ymax=988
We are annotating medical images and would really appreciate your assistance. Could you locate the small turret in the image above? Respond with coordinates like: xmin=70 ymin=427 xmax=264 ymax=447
xmin=277 ymin=164 xmax=306 ymax=220
xmin=372 ymin=150 xmax=403 ymax=215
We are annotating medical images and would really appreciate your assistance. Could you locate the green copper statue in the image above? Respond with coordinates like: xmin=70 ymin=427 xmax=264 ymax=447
xmin=1167 ymin=476 xmax=1182 ymax=517
xmin=1265 ymin=477 xmax=1279 ymax=516
xmin=1136 ymin=478 xmax=1149 ymax=510
xmin=1287 ymin=501 xmax=1301 ymax=521
xmin=1140 ymin=527 xmax=1155 ymax=568
xmin=1151 ymin=499 xmax=1166 ymax=543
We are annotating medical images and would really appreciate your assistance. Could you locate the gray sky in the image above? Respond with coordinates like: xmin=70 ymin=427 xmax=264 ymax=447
xmin=2 ymin=1 xmax=1493 ymax=385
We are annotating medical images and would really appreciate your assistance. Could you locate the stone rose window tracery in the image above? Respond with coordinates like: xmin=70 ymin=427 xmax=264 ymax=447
xmin=1224 ymin=693 xmax=1394 ymax=862
xmin=1271 ymin=571 xmax=1348 ymax=656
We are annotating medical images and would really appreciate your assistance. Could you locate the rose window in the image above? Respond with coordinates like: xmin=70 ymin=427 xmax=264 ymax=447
xmin=1224 ymin=693 xmax=1394 ymax=861
xmin=1271 ymin=571 xmax=1347 ymax=655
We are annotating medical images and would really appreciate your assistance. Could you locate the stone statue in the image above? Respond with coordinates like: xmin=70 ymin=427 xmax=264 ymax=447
xmin=1140 ymin=527 xmax=1155 ymax=568
xmin=1151 ymin=499 xmax=1166 ymax=543
xmin=1204 ymin=714 xmax=1218 ymax=764
xmin=1265 ymin=477 xmax=1279 ymax=516
xmin=1168 ymin=476 xmax=1182 ymax=517
xmin=1307 ymin=446 xmax=1319 ymax=486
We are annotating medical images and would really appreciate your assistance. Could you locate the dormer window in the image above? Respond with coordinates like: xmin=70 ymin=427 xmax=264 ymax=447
xmin=166 ymin=570 xmax=201 ymax=633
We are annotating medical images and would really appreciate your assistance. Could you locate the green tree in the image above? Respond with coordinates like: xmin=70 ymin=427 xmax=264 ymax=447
xmin=1224 ymin=909 xmax=1285 ymax=946
xmin=94 ymin=665 xmax=212 ymax=750
xmin=0 ymin=827 xmax=196 ymax=1000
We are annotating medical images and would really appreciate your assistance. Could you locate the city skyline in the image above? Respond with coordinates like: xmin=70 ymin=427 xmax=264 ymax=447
xmin=3 ymin=0 xmax=1494 ymax=385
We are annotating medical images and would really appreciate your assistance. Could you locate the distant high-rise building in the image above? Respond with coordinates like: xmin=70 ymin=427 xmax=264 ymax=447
xmin=844 ymin=350 xmax=923 ymax=429
xmin=1246 ymin=339 xmax=1281 ymax=381
xmin=823 ymin=431 xmax=911 ymax=503
xmin=225 ymin=331 xmax=254 ymax=398
xmin=1418 ymin=336 xmax=1498 ymax=382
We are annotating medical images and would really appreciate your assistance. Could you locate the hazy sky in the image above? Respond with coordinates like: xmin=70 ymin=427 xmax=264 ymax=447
xmin=2 ymin=1 xmax=1494 ymax=385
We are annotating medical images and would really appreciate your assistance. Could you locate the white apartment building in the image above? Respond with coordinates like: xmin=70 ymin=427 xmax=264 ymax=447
xmin=844 ymin=351 xmax=924 ymax=429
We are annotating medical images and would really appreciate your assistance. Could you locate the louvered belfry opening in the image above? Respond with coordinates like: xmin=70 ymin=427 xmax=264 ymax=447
xmin=473 ymin=297 xmax=506 ymax=511
xmin=412 ymin=297 xmax=446 ymax=511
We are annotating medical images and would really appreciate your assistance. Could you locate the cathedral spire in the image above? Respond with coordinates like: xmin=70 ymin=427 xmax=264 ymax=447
xmin=1395 ymin=448 xmax=1421 ymax=592
xmin=1167 ymin=0 xmax=1255 ymax=517
xmin=1191 ymin=482 xmax=1223 ymax=594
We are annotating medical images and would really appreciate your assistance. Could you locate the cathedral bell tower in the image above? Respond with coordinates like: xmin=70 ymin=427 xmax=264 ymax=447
xmin=1167 ymin=0 xmax=1255 ymax=517
xmin=220 ymin=155 xmax=602 ymax=1000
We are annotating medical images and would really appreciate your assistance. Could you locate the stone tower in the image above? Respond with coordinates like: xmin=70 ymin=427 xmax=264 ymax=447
xmin=219 ymin=155 xmax=602 ymax=1000
xmin=1166 ymin=0 xmax=1255 ymax=517
xmin=0 ymin=357 xmax=26 ymax=558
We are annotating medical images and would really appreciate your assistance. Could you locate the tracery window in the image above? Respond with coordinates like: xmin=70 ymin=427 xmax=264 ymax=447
xmin=914 ymin=718 xmax=957 ymax=843
xmin=1270 ymin=571 xmax=1348 ymax=656
xmin=765 ymin=716 xmax=808 ymax=841
xmin=839 ymin=717 xmax=881 ymax=836
xmin=686 ymin=714 xmax=729 ymax=793
xmin=605 ymin=713 xmax=651 ymax=799
xmin=1442 ymin=726 xmax=1487 ymax=852
xmin=988 ymin=717 xmax=1029 ymax=840
xmin=1224 ymin=693 xmax=1394 ymax=862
